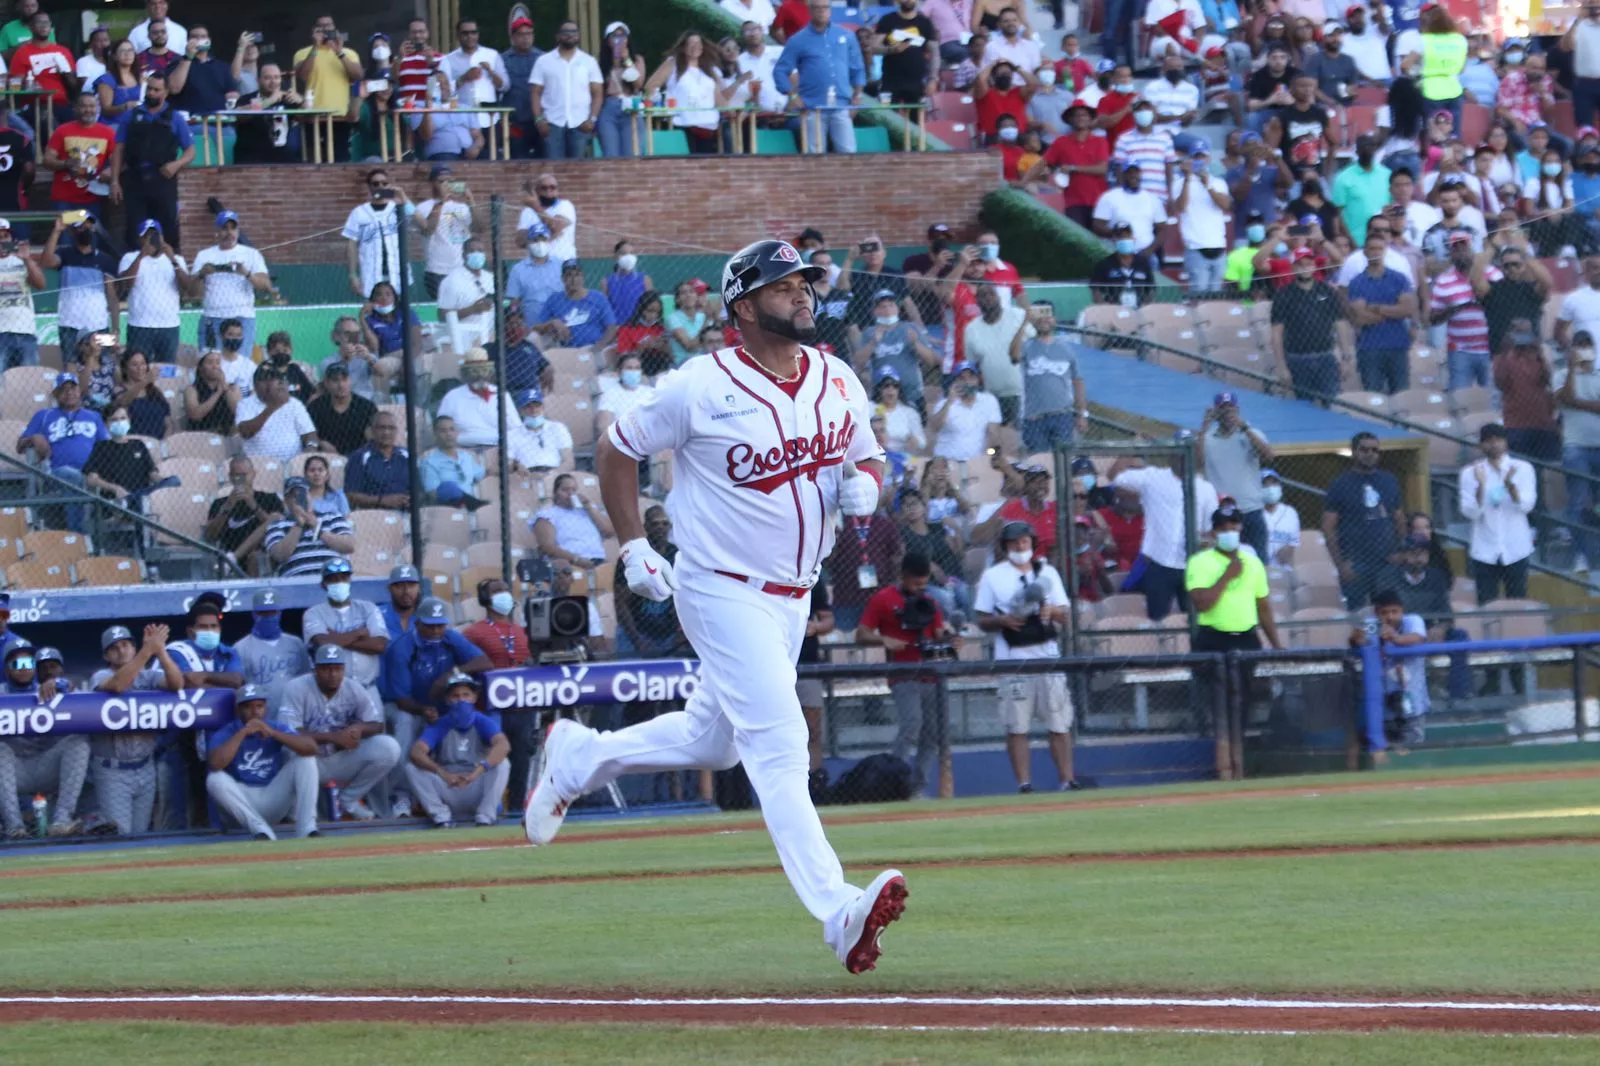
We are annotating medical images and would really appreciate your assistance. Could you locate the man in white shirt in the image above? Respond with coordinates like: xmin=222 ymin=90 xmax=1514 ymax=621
xmin=1342 ymin=5 xmax=1390 ymax=84
xmin=516 ymin=173 xmax=578 ymax=261
xmin=343 ymin=169 xmax=410 ymax=300
xmin=437 ymin=237 xmax=496 ymax=352
xmin=127 ymin=0 xmax=184 ymax=54
xmin=436 ymin=348 xmax=520 ymax=448
xmin=1110 ymin=448 xmax=1219 ymax=620
xmin=508 ymin=388 xmax=575 ymax=471
xmin=0 ymin=219 xmax=43 ymax=369
xmin=1092 ymin=165 xmax=1168 ymax=254
xmin=1388 ymin=169 xmax=1441 ymax=250
xmin=962 ymin=284 xmax=1029 ymax=426
xmin=927 ymin=362 xmax=1002 ymax=460
xmin=415 ymin=164 xmax=473 ymax=298
xmin=440 ymin=17 xmax=507 ymax=130
xmin=983 ymin=8 xmax=1041 ymax=71
xmin=1458 ymin=421 xmax=1535 ymax=602
xmin=529 ymin=19 xmax=603 ymax=159
xmin=1172 ymin=147 xmax=1231 ymax=295
xmin=1563 ymin=3 xmax=1600 ymax=131
xmin=1143 ymin=52 xmax=1201 ymax=140
xmin=721 ymin=0 xmax=777 ymax=29
xmin=192 ymin=209 xmax=269 ymax=356
xmin=236 ymin=364 xmax=318 ymax=463
xmin=1555 ymin=257 xmax=1600 ymax=353
xmin=117 ymin=218 xmax=187 ymax=362
xmin=734 ymin=19 xmax=787 ymax=112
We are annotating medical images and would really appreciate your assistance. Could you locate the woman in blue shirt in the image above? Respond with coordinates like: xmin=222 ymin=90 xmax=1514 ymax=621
xmin=95 ymin=38 xmax=143 ymax=119
xmin=359 ymin=280 xmax=419 ymax=357
xmin=302 ymin=454 xmax=349 ymax=517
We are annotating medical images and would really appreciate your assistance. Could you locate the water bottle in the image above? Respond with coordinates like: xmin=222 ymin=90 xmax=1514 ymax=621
xmin=325 ymin=780 xmax=340 ymax=821
xmin=826 ymin=85 xmax=837 ymax=110
xmin=429 ymin=77 xmax=442 ymax=108
xmin=31 ymin=794 xmax=46 ymax=837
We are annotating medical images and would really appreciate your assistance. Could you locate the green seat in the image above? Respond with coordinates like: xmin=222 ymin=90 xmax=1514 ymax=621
xmin=755 ymin=128 xmax=798 ymax=155
xmin=855 ymin=126 xmax=892 ymax=153
xmin=650 ymin=129 xmax=690 ymax=156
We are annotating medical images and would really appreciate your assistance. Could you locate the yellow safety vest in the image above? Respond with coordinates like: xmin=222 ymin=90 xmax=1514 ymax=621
xmin=1420 ymin=33 xmax=1466 ymax=101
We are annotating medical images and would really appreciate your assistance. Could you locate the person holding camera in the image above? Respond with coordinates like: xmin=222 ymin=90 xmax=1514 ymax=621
xmin=974 ymin=521 xmax=1078 ymax=793
xmin=1349 ymin=588 xmax=1429 ymax=750
xmin=857 ymin=552 xmax=955 ymax=797
xmin=292 ymin=15 xmax=362 ymax=162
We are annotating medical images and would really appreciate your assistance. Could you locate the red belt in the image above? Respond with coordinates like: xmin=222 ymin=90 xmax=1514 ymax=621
xmin=714 ymin=570 xmax=812 ymax=599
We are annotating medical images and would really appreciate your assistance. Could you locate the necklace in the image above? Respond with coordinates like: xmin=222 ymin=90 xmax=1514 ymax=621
xmin=742 ymin=347 xmax=804 ymax=384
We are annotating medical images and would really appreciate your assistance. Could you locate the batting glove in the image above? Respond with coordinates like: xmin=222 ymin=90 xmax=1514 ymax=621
xmin=836 ymin=461 xmax=881 ymax=517
xmin=621 ymin=537 xmax=677 ymax=602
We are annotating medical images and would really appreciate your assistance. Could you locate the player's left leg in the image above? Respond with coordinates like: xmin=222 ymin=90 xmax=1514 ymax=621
xmin=471 ymin=761 xmax=510 ymax=825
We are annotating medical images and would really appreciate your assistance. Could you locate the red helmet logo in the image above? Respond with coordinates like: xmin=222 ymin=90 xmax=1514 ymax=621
xmin=771 ymin=243 xmax=800 ymax=263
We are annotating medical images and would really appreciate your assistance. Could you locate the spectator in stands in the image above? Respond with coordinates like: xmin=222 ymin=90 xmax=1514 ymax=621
xmin=435 ymin=349 xmax=517 ymax=449
xmin=919 ymin=456 xmax=971 ymax=527
xmin=985 ymin=6 xmax=1039 ymax=71
xmin=928 ymin=362 xmax=1002 ymax=461
xmin=1430 ymin=234 xmax=1499 ymax=390
xmin=184 ymin=351 xmax=238 ymax=434
xmin=204 ymin=681 xmax=320 ymax=841
xmin=265 ymin=476 xmax=356 ymax=578
xmin=1557 ymin=257 xmax=1600 ymax=356
xmin=1349 ymin=587 xmax=1431 ymax=745
xmin=1329 ymin=136 xmax=1392 ymax=246
xmin=597 ymin=353 xmax=655 ymax=434
xmin=852 ymin=295 xmax=936 ymax=416
xmin=974 ymin=58 xmax=1034 ymax=148
xmin=1494 ymin=325 xmax=1561 ymax=482
xmin=420 ymin=416 xmax=485 ymax=508
xmin=40 ymin=216 xmax=116 ymax=363
xmin=1388 ymin=530 xmax=1452 ymax=622
xmin=18 ymin=371 xmax=104 ymax=521
xmin=600 ymin=240 xmax=652 ymax=326
xmin=1333 ymin=211 xmax=1417 ymax=288
xmin=1144 ymin=51 xmax=1200 ymax=144
xmin=896 ymin=488 xmax=966 ymax=612
xmin=996 ymin=465 xmax=1058 ymax=561
xmin=344 ymin=411 xmax=411 ymax=511
xmin=96 ymin=38 xmax=141 ymax=121
xmin=1092 ymin=165 xmax=1168 ymax=272
xmin=826 ymin=500 xmax=903 ymax=633
xmin=1300 ymin=19 xmax=1360 ymax=115
xmin=856 ymin=550 xmax=951 ymax=795
xmin=1460 ymin=421 xmax=1536 ymax=602
xmin=442 ymin=16 xmax=507 ymax=128
xmin=1344 ymin=232 xmax=1419 ymax=394
xmin=462 ymin=577 xmax=533 ymax=668
xmin=1246 ymin=41 xmax=1297 ymax=134
xmin=508 ymin=389 xmax=574 ymax=473
xmin=292 ymin=15 xmax=360 ymax=162
xmin=502 ymin=17 xmax=542 ymax=157
xmin=1197 ymin=393 xmax=1274 ymax=561
xmin=874 ymin=370 xmax=926 ymax=454
xmin=487 ymin=307 xmax=551 ymax=397
xmin=1562 ymin=5 xmax=1600 ymax=130
xmin=963 ymin=283 xmax=1028 ymax=427
xmin=594 ymin=22 xmax=647 ymax=159
xmin=283 ymin=644 xmax=400 ymax=821
xmin=1026 ymin=102 xmax=1109 ymax=230
xmin=136 ymin=19 xmax=180 ymax=81
xmin=663 ymin=278 xmax=709 ymax=367
xmin=974 ymin=521 xmax=1075 ymax=792
xmin=1268 ymin=71 xmax=1334 ymax=179
xmin=1089 ymin=221 xmax=1158 ymax=308
xmin=80 ymin=403 xmax=159 ymax=505
xmin=320 ymin=316 xmax=378 ymax=401
xmin=1271 ymin=250 xmax=1344 ymax=401
xmin=301 ymin=454 xmax=348 ymax=518
xmin=1420 ymin=185 xmax=1481 ymax=265
xmin=169 ymin=23 xmax=238 ymax=119
xmin=261 ymin=332 xmax=316 ymax=405
xmin=1187 ymin=502 xmax=1283 ymax=656
xmin=393 ymin=18 xmax=443 ymax=108
xmin=343 ymin=170 xmax=409 ymax=302
xmin=609 ymin=504 xmax=690 ymax=659
xmin=1113 ymin=99 xmax=1178 ymax=205
xmin=1024 ymin=62 xmax=1069 ymax=140
xmin=192 ymin=210 xmax=268 ymax=355
xmin=361 ymin=281 xmax=421 ymax=381
xmin=533 ymin=472 xmax=612 ymax=570
xmin=1258 ymin=469 xmax=1300 ymax=566
xmin=1557 ymin=332 xmax=1600 ymax=574
xmin=205 ymin=457 xmax=281 ymax=573
xmin=108 ymin=350 xmax=169 ymax=439
xmin=1110 ymin=447 xmax=1216 ymax=620
xmin=43 ymin=92 xmax=114 ymax=220
xmin=109 ymin=71 xmax=192 ymax=252
xmin=415 ymin=166 xmax=471 ymax=299
xmin=233 ymin=61 xmax=305 ymax=164
xmin=7 ymin=11 xmax=73 ymax=126
xmin=0 ymin=0 xmax=42 ymax=50
xmin=530 ymin=20 xmax=603 ymax=159
xmin=535 ymin=260 xmax=618 ymax=350
xmin=1174 ymin=147 xmax=1232 ymax=295
xmin=1226 ymin=132 xmax=1291 ymax=236
xmin=438 ymin=237 xmax=496 ymax=354
xmin=643 ymin=31 xmax=741 ymax=156
xmin=1323 ymin=431 xmax=1405 ymax=608
xmin=773 ymin=0 xmax=866 ymax=154
xmin=116 ymin=220 xmax=186 ymax=362
xmin=507 ymin=222 xmax=563 ymax=328
xmin=236 ymin=365 xmax=317 ymax=463
xmin=1497 ymin=53 xmax=1553 ymax=140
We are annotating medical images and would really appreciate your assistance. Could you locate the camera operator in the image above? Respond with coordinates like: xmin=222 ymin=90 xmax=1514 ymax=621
xmin=974 ymin=521 xmax=1080 ymax=793
xmin=856 ymin=552 xmax=956 ymax=797
xmin=1349 ymin=589 xmax=1429 ymax=752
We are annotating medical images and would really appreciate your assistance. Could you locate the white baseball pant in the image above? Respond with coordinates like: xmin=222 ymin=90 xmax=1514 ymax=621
xmin=91 ymin=757 xmax=157 ymax=835
xmin=317 ymin=735 xmax=403 ymax=804
xmin=554 ymin=563 xmax=861 ymax=941
xmin=404 ymin=760 xmax=510 ymax=825
xmin=205 ymin=756 xmax=320 ymax=839
xmin=379 ymin=702 xmax=423 ymax=815
xmin=0 ymin=736 xmax=89 ymax=831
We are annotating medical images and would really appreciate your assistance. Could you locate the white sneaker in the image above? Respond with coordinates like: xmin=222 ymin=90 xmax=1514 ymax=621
xmin=341 ymin=798 xmax=377 ymax=821
xmin=835 ymin=869 xmax=909 ymax=975
xmin=1577 ymin=554 xmax=1591 ymax=574
xmin=389 ymin=792 xmax=414 ymax=818
xmin=523 ymin=718 xmax=584 ymax=846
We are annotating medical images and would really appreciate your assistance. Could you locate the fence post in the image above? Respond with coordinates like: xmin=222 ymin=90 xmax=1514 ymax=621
xmin=1219 ymin=652 xmax=1238 ymax=781
xmin=490 ymin=195 xmax=512 ymax=583
xmin=396 ymin=213 xmax=424 ymax=572
xmin=1576 ymin=651 xmax=1589 ymax=743
xmin=936 ymin=672 xmax=953 ymax=799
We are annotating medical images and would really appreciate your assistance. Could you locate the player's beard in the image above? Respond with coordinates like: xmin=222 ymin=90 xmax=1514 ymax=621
xmin=755 ymin=305 xmax=817 ymax=344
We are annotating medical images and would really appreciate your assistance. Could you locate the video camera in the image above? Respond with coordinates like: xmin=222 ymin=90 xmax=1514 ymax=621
xmin=894 ymin=593 xmax=957 ymax=661
xmin=1006 ymin=578 xmax=1058 ymax=648
xmin=515 ymin=555 xmax=591 ymax=662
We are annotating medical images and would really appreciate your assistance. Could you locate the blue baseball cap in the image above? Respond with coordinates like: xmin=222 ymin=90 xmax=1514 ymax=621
xmin=874 ymin=366 xmax=901 ymax=385
xmin=429 ymin=163 xmax=452 ymax=180
xmin=321 ymin=558 xmax=354 ymax=578
xmin=314 ymin=644 xmax=347 ymax=666
xmin=951 ymin=361 xmax=978 ymax=377
xmin=216 ymin=210 xmax=239 ymax=227
xmin=138 ymin=218 xmax=162 ymax=237
xmin=236 ymin=683 xmax=267 ymax=704
xmin=560 ymin=258 xmax=583 ymax=274
xmin=54 ymin=371 xmax=79 ymax=389
xmin=1261 ymin=468 xmax=1281 ymax=483
xmin=1213 ymin=391 xmax=1238 ymax=407
xmin=417 ymin=597 xmax=451 ymax=623
xmin=514 ymin=387 xmax=543 ymax=408
xmin=526 ymin=221 xmax=551 ymax=240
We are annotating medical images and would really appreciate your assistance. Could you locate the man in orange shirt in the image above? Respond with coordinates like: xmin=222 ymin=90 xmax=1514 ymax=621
xmin=9 ymin=10 xmax=75 ymax=125
xmin=43 ymin=93 xmax=114 ymax=215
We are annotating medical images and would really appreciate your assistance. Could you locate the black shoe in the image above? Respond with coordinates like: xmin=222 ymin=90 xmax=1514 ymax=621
xmin=1061 ymin=779 xmax=1087 ymax=791
xmin=253 ymin=832 xmax=272 ymax=841
xmin=1018 ymin=783 xmax=1034 ymax=794
xmin=306 ymin=830 xmax=321 ymax=838
xmin=432 ymin=820 xmax=456 ymax=830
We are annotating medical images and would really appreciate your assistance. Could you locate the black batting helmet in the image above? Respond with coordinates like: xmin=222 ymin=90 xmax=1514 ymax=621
xmin=721 ymin=239 xmax=825 ymax=308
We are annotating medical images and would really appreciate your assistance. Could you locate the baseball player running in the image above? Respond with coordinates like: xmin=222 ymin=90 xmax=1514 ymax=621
xmin=90 ymin=625 xmax=183 ymax=835
xmin=404 ymin=672 xmax=510 ymax=828
xmin=205 ymin=683 xmax=321 ymax=840
xmin=524 ymin=239 xmax=909 ymax=974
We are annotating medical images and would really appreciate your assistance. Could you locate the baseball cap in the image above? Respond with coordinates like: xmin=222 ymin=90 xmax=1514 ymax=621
xmin=1290 ymin=248 xmax=1316 ymax=262
xmin=1191 ymin=146 xmax=1210 ymax=159
xmin=1581 ymin=126 xmax=1600 ymax=140
xmin=928 ymin=222 xmax=951 ymax=238
xmin=1261 ymin=468 xmax=1281 ymax=482
xmin=0 ymin=218 xmax=12 ymax=233
xmin=999 ymin=520 xmax=1034 ymax=545
xmin=100 ymin=625 xmax=133 ymax=651
xmin=1245 ymin=209 xmax=1266 ymax=222
xmin=1510 ymin=328 xmax=1539 ymax=347
xmin=282 ymin=475 xmax=310 ymax=494
xmin=1020 ymin=463 xmax=1050 ymax=479
xmin=514 ymin=387 xmax=543 ymax=407
xmin=322 ymin=361 xmax=350 ymax=380
xmin=429 ymin=163 xmax=453 ymax=180
xmin=1213 ymin=391 xmax=1238 ymax=407
xmin=442 ymin=670 xmax=481 ymax=692
xmin=417 ymin=597 xmax=451 ymax=624
xmin=690 ymin=277 xmax=709 ymax=295
xmin=1204 ymin=45 xmax=1224 ymax=58
xmin=252 ymin=589 xmax=281 ymax=610
xmin=1344 ymin=3 xmax=1363 ymax=14
xmin=872 ymin=288 xmax=898 ymax=303
xmin=322 ymin=558 xmax=354 ymax=578
xmin=216 ymin=209 xmax=239 ymax=227
xmin=1322 ymin=19 xmax=1344 ymax=33
xmin=1172 ymin=428 xmax=1196 ymax=442
xmin=1446 ymin=230 xmax=1473 ymax=245
xmin=560 ymin=258 xmax=583 ymax=274
xmin=1297 ymin=213 xmax=1321 ymax=227
xmin=388 ymin=563 xmax=420 ymax=584
xmin=54 ymin=371 xmax=79 ymax=389
xmin=1267 ymin=40 xmax=1291 ymax=54
xmin=874 ymin=366 xmax=901 ymax=385
xmin=509 ymin=16 xmax=533 ymax=31
xmin=604 ymin=20 xmax=630 ymax=37
xmin=4 ymin=638 xmax=32 ymax=659
xmin=236 ymin=683 xmax=267 ymax=704
xmin=1094 ymin=57 xmax=1117 ymax=73
xmin=1211 ymin=504 xmax=1243 ymax=527
xmin=314 ymin=644 xmax=347 ymax=666
xmin=951 ymin=360 xmax=979 ymax=376
xmin=1238 ymin=131 xmax=1262 ymax=146
xmin=35 ymin=646 xmax=62 ymax=665
xmin=526 ymin=221 xmax=551 ymax=240
xmin=1069 ymin=455 xmax=1096 ymax=474
xmin=138 ymin=218 xmax=162 ymax=237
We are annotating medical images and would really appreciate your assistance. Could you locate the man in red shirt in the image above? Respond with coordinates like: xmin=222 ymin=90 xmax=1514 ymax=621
xmin=395 ymin=17 xmax=444 ymax=108
xmin=10 ymin=11 xmax=76 ymax=122
xmin=1095 ymin=63 xmax=1139 ymax=150
xmin=1032 ymin=102 xmax=1109 ymax=229
xmin=941 ymin=247 xmax=984 ymax=369
xmin=856 ymin=552 xmax=952 ymax=795
xmin=972 ymin=227 xmax=1025 ymax=303
xmin=974 ymin=60 xmax=1030 ymax=143
xmin=771 ymin=0 xmax=811 ymax=44
xmin=43 ymin=93 xmax=114 ymax=214
xmin=461 ymin=576 xmax=532 ymax=670
xmin=1053 ymin=34 xmax=1095 ymax=93
xmin=997 ymin=466 xmax=1059 ymax=563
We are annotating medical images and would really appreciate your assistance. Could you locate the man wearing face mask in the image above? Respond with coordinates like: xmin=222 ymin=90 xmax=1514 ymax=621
xmin=1027 ymin=102 xmax=1108 ymax=229
xmin=1562 ymin=1 xmax=1600 ymax=130
xmin=285 ymin=644 xmax=401 ymax=822
xmin=1093 ymin=166 xmax=1168 ymax=272
xmin=1329 ymin=134 xmax=1392 ymax=245
xmin=303 ymin=558 xmax=390 ymax=715
xmin=1258 ymin=469 xmax=1300 ymax=567
xmin=1197 ymin=393 xmax=1275 ymax=561
xmin=852 ymin=292 xmax=936 ymax=416
xmin=168 ymin=601 xmax=246 ymax=692
xmin=973 ymin=59 xmax=1032 ymax=145
xmin=1111 ymin=100 xmax=1177 ymax=207
xmin=1024 ymin=63 xmax=1068 ymax=138
xmin=438 ymin=237 xmax=497 ymax=352
xmin=507 ymin=221 xmax=564 ymax=325
xmin=1224 ymin=209 xmax=1269 ymax=295
xmin=234 ymin=589 xmax=311 ymax=710
xmin=39 ymin=214 xmax=117 ymax=365
xmin=1186 ymin=505 xmax=1282 ymax=658
xmin=598 ymin=354 xmax=658 ymax=433
xmin=435 ymin=349 xmax=520 ymax=450
xmin=1557 ymin=332 xmax=1600 ymax=573
xmin=380 ymin=598 xmax=494 ymax=734
xmin=1174 ymin=147 xmax=1232 ymax=295
xmin=404 ymin=672 xmax=509 ymax=829
xmin=1092 ymin=62 xmax=1139 ymax=148
xmin=0 ymin=639 xmax=90 ymax=838
xmin=1143 ymin=52 xmax=1200 ymax=143
xmin=193 ymin=210 xmax=269 ymax=356
xmin=1460 ymin=421 xmax=1536 ymax=603
xmin=1089 ymin=220 xmax=1157 ymax=307
xmin=1496 ymin=48 xmax=1553 ymax=139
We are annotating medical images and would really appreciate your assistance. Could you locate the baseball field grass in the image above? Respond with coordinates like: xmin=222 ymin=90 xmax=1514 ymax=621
xmin=8 ymin=759 xmax=1600 ymax=1063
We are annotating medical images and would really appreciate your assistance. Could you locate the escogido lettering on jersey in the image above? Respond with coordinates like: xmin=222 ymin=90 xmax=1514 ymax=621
xmin=724 ymin=411 xmax=858 ymax=493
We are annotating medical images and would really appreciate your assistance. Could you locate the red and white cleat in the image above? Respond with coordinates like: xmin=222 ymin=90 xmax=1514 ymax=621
xmin=522 ymin=718 xmax=582 ymax=846
xmin=838 ymin=869 xmax=909 ymax=975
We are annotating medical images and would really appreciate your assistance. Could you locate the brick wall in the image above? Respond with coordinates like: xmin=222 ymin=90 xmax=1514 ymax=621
xmin=175 ymin=153 xmax=1001 ymax=265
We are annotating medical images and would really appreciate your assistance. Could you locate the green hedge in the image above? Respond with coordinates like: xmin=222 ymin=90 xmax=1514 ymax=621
xmin=979 ymin=187 xmax=1109 ymax=281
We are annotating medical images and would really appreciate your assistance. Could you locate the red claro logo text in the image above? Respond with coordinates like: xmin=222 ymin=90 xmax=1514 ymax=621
xmin=725 ymin=413 xmax=857 ymax=494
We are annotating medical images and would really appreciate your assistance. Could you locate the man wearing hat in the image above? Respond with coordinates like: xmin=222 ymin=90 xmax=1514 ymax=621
xmin=1427 ymin=228 xmax=1499 ymax=391
xmin=0 ymin=639 xmax=90 ymax=838
xmin=1270 ymin=248 xmax=1343 ymax=400
xmin=379 ymin=598 xmax=494 ymax=761
xmin=1259 ymin=468 xmax=1301 ymax=567
xmin=1198 ymin=392 xmax=1274 ymax=561
xmin=1088 ymin=221 xmax=1156 ymax=308
xmin=1302 ymin=20 xmax=1360 ymax=113
xmin=1092 ymin=164 xmax=1167 ymax=269
xmin=18 ymin=369 xmax=106 ymax=531
xmin=87 ymin=622 xmax=182 ymax=835
xmin=205 ymin=682 xmax=321 ymax=840
xmin=995 ymin=464 xmax=1059 ymax=562
xmin=502 ymin=16 xmax=544 ymax=157
xmin=403 ymin=672 xmax=510 ymax=828
xmin=32 ymin=646 xmax=67 ymax=692
xmin=1185 ymin=504 xmax=1282 ymax=656
xmin=1341 ymin=5 xmax=1390 ymax=85
xmin=437 ymin=236 xmax=497 ymax=353
xmin=1245 ymin=40 xmax=1295 ymax=134
xmin=303 ymin=558 xmax=390 ymax=713
xmin=507 ymin=221 xmax=562 ymax=323
xmin=234 ymin=588 xmax=311 ymax=709
xmin=192 ymin=207 xmax=270 ymax=355
xmin=435 ymin=347 xmax=519 ymax=449
xmin=306 ymin=358 xmax=377 ymax=456
xmin=282 ymin=644 xmax=400 ymax=820
xmin=505 ymin=388 xmax=574 ymax=472
xmin=928 ymin=360 xmax=1002 ymax=461
xmin=533 ymin=259 xmax=618 ymax=350
xmin=1029 ymin=101 xmax=1108 ymax=229
xmin=854 ymin=290 xmax=937 ymax=415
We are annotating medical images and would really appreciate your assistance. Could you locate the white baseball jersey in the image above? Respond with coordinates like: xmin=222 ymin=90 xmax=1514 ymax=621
xmin=608 ymin=345 xmax=884 ymax=587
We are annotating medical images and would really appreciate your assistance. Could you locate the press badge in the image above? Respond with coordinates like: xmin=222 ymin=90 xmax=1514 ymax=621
xmin=857 ymin=564 xmax=879 ymax=589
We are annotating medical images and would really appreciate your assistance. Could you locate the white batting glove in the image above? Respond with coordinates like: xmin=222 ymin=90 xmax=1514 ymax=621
xmin=836 ymin=461 xmax=881 ymax=517
xmin=621 ymin=537 xmax=677 ymax=602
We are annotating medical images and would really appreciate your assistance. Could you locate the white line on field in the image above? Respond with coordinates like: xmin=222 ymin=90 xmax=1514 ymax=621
xmin=2 ymin=994 xmax=1600 ymax=1014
